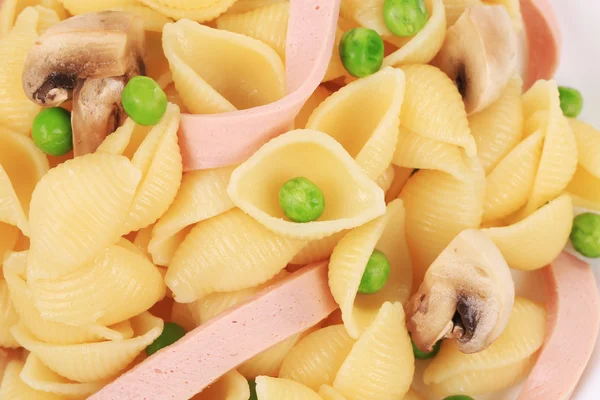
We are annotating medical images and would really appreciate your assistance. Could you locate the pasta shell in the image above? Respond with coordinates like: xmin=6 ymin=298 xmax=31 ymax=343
xmin=400 ymin=65 xmax=476 ymax=156
xmin=20 ymin=354 xmax=105 ymax=398
xmin=570 ymin=118 xmax=600 ymax=176
xmin=383 ymin=0 xmax=447 ymax=67
xmin=226 ymin=0 xmax=286 ymax=14
xmin=329 ymin=199 xmax=412 ymax=338
xmin=483 ymin=130 xmax=544 ymax=223
xmin=280 ymin=325 xmax=356 ymax=391
xmin=469 ymin=77 xmax=523 ymax=174
xmin=163 ymin=19 xmax=285 ymax=114
xmin=294 ymin=86 xmax=332 ymax=130
xmin=149 ymin=166 xmax=236 ymax=266
xmin=306 ymin=67 xmax=405 ymax=179
xmin=568 ymin=166 xmax=600 ymax=210
xmin=393 ymin=125 xmax=469 ymax=180
xmin=28 ymin=244 xmax=166 ymax=327
xmin=166 ymin=208 xmax=306 ymax=302
xmin=256 ymin=376 xmax=323 ymax=400
xmin=0 ymin=223 xmax=20 ymax=263
xmin=0 ymin=360 xmax=66 ymax=400
xmin=227 ymin=129 xmax=386 ymax=240
xmin=0 ymin=7 xmax=60 ymax=133
xmin=0 ymin=0 xmax=67 ymax=37
xmin=385 ymin=166 xmax=413 ymax=203
xmin=193 ymin=370 xmax=250 ymax=400
xmin=483 ymin=194 xmax=573 ymax=271
xmin=140 ymin=0 xmax=237 ymax=22
xmin=375 ymin=165 xmax=396 ymax=193
xmin=3 ymin=251 xmax=134 ymax=345
xmin=0 ymin=166 xmax=29 ymax=237
xmin=239 ymin=335 xmax=300 ymax=379
xmin=424 ymin=297 xmax=545 ymax=396
xmin=333 ymin=302 xmax=414 ymax=400
xmin=400 ymin=159 xmax=485 ymax=286
xmin=27 ymin=153 xmax=142 ymax=280
xmin=10 ymin=312 xmax=164 ymax=383
xmin=108 ymin=4 xmax=173 ymax=32
xmin=319 ymin=385 xmax=348 ymax=400
xmin=483 ymin=0 xmax=523 ymax=32
xmin=442 ymin=0 xmax=480 ymax=26
xmin=290 ymin=231 xmax=347 ymax=266
xmin=0 ymin=279 xmax=19 ymax=348
xmin=58 ymin=0 xmax=138 ymax=14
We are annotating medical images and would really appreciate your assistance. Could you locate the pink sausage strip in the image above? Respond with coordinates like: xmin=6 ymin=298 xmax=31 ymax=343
xmin=178 ymin=0 xmax=341 ymax=172
xmin=517 ymin=252 xmax=600 ymax=400
xmin=520 ymin=0 xmax=562 ymax=90
xmin=90 ymin=262 xmax=336 ymax=400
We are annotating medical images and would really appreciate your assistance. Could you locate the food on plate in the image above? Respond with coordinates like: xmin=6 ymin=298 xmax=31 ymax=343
xmin=0 ymin=0 xmax=597 ymax=398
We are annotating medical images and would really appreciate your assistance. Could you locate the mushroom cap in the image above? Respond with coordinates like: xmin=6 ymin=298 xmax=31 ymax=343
xmin=407 ymin=229 xmax=515 ymax=354
xmin=433 ymin=4 xmax=517 ymax=115
xmin=22 ymin=11 xmax=145 ymax=107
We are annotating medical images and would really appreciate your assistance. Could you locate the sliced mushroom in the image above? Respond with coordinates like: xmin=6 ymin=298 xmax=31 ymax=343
xmin=432 ymin=4 xmax=517 ymax=114
xmin=406 ymin=229 xmax=515 ymax=354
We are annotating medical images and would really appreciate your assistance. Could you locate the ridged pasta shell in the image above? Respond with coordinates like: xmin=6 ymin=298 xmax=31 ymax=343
xmin=393 ymin=125 xmax=469 ymax=180
xmin=149 ymin=166 xmax=236 ymax=266
xmin=28 ymin=244 xmax=166 ymax=327
xmin=27 ymin=153 xmax=142 ymax=280
xmin=166 ymin=208 xmax=306 ymax=302
xmin=483 ymin=0 xmax=523 ymax=32
xmin=0 ymin=166 xmax=29 ymax=238
xmin=10 ymin=312 xmax=163 ymax=383
xmin=226 ymin=0 xmax=286 ymax=14
xmin=280 ymin=325 xmax=356 ymax=391
xmin=329 ymin=199 xmax=412 ymax=338
xmin=193 ymin=370 xmax=250 ymax=400
xmin=58 ymin=0 xmax=138 ymax=14
xmin=469 ymin=77 xmax=523 ymax=174
xmin=423 ymin=297 xmax=545 ymax=396
xmin=163 ymin=19 xmax=285 ymax=114
xmin=319 ymin=385 xmax=347 ymax=400
xmin=570 ymin=118 xmax=600 ymax=176
xmin=333 ymin=302 xmax=414 ymax=400
xmin=0 ymin=0 xmax=67 ymax=37
xmin=483 ymin=130 xmax=544 ymax=223
xmin=0 ymin=223 xmax=20 ymax=271
xmin=228 ymin=129 xmax=386 ymax=240
xmin=0 ymin=279 xmax=19 ymax=348
xmin=483 ymin=194 xmax=573 ymax=271
xmin=568 ymin=166 xmax=600 ymax=210
xmin=306 ymin=67 xmax=405 ymax=179
xmin=400 ymin=159 xmax=485 ymax=286
xmin=383 ymin=0 xmax=447 ymax=67
xmin=400 ymin=65 xmax=476 ymax=156
xmin=0 ymin=360 xmax=66 ymax=400
xmin=442 ymin=0 xmax=480 ymax=26
xmin=21 ymin=353 xmax=105 ymax=397
xmin=108 ymin=4 xmax=173 ymax=32
xmin=140 ymin=0 xmax=237 ymax=22
xmin=3 ymin=251 xmax=134 ymax=344
xmin=256 ymin=376 xmax=323 ymax=400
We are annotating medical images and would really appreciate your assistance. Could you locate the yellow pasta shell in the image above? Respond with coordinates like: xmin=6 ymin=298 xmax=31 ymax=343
xmin=570 ymin=118 xmax=600 ymax=176
xmin=469 ymin=76 xmax=523 ymax=173
xmin=483 ymin=130 xmax=544 ymax=223
xmin=280 ymin=325 xmax=356 ymax=391
xmin=0 ymin=279 xmax=19 ymax=348
xmin=483 ymin=193 xmax=573 ymax=271
xmin=306 ymin=67 xmax=405 ymax=179
xmin=442 ymin=0 xmax=480 ymax=26
xmin=319 ymin=385 xmax=348 ymax=400
xmin=256 ymin=376 xmax=323 ymax=400
xmin=193 ymin=370 xmax=250 ymax=400
xmin=58 ymin=0 xmax=137 ymax=14
xmin=27 ymin=153 xmax=142 ymax=280
xmin=0 ymin=360 xmax=67 ymax=400
xmin=109 ymin=4 xmax=173 ymax=32
xmin=149 ymin=166 xmax=236 ymax=266
xmin=226 ymin=0 xmax=286 ymax=14
xmin=333 ymin=302 xmax=414 ymax=400
xmin=0 ymin=166 xmax=29 ymax=238
xmin=290 ymin=231 xmax=346 ymax=266
xmin=228 ymin=129 xmax=386 ymax=240
xmin=375 ymin=165 xmax=396 ymax=193
xmin=0 ymin=0 xmax=66 ymax=37
xmin=0 ymin=223 xmax=20 ymax=265
xmin=424 ymin=297 xmax=545 ymax=396
xmin=483 ymin=0 xmax=523 ymax=32
xmin=11 ymin=312 xmax=163 ymax=383
xmin=568 ymin=166 xmax=600 ymax=210
xmin=140 ymin=0 xmax=237 ymax=22
xmin=385 ymin=166 xmax=413 ymax=203
xmin=329 ymin=199 xmax=412 ymax=338
xmin=163 ymin=19 xmax=285 ymax=114
xmin=294 ymin=86 xmax=332 ymax=130
xmin=166 ymin=208 xmax=306 ymax=302
xmin=400 ymin=64 xmax=476 ymax=156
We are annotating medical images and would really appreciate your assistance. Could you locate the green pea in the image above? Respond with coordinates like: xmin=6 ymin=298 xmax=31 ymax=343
xmin=558 ymin=86 xmax=583 ymax=118
xmin=122 ymin=76 xmax=168 ymax=126
xmin=383 ymin=0 xmax=429 ymax=37
xmin=570 ymin=212 xmax=600 ymax=258
xmin=339 ymin=28 xmax=384 ymax=78
xmin=279 ymin=177 xmax=325 ymax=223
xmin=411 ymin=336 xmax=441 ymax=360
xmin=358 ymin=250 xmax=391 ymax=294
xmin=443 ymin=396 xmax=475 ymax=400
xmin=145 ymin=322 xmax=187 ymax=356
xmin=248 ymin=379 xmax=258 ymax=400
xmin=31 ymin=107 xmax=73 ymax=156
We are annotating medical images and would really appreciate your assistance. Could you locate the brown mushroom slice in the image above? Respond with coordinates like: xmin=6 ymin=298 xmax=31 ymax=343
xmin=407 ymin=229 xmax=514 ymax=354
xmin=22 ymin=11 xmax=145 ymax=107
xmin=432 ymin=4 xmax=517 ymax=114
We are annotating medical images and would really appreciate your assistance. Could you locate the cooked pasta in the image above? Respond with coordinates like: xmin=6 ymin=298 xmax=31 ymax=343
xmin=375 ymin=165 xmax=396 ymax=192
xmin=193 ymin=369 xmax=250 ymax=400
xmin=108 ymin=4 xmax=174 ymax=32
xmin=0 ymin=0 xmax=66 ymax=37
xmin=568 ymin=166 xmax=600 ymax=211
xmin=0 ymin=360 xmax=66 ymax=400
xmin=483 ymin=0 xmax=522 ymax=32
xmin=290 ymin=231 xmax=347 ymax=266
xmin=384 ymin=166 xmax=413 ymax=203
xmin=58 ymin=0 xmax=138 ymax=14
xmin=570 ymin=118 xmax=600 ymax=176
xmin=140 ymin=0 xmax=237 ymax=22
xmin=0 ymin=279 xmax=19 ymax=348
xmin=319 ymin=384 xmax=348 ymax=400
xmin=256 ymin=376 xmax=323 ymax=400
xmin=226 ymin=0 xmax=286 ymax=14
xmin=0 ymin=166 xmax=29 ymax=239
xmin=294 ymin=86 xmax=332 ymax=130
xmin=442 ymin=0 xmax=480 ymax=26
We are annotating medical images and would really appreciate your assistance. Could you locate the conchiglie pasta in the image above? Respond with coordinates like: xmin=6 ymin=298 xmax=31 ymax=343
xmin=163 ymin=19 xmax=285 ymax=114
xmin=290 ymin=231 xmax=347 ymax=266
xmin=568 ymin=166 xmax=600 ymax=211
xmin=28 ymin=244 xmax=166 ymax=327
xmin=238 ymin=335 xmax=300 ymax=379
xmin=294 ymin=86 xmax=332 ymax=130
xmin=306 ymin=67 xmax=405 ymax=179
xmin=469 ymin=77 xmax=523 ymax=174
xmin=226 ymin=0 xmax=286 ymax=14
xmin=423 ymin=297 xmax=545 ymax=396
xmin=385 ymin=166 xmax=413 ymax=203
xmin=0 ymin=360 xmax=67 ymax=400
xmin=483 ymin=194 xmax=573 ymax=271
xmin=375 ymin=165 xmax=395 ymax=193
xmin=256 ymin=376 xmax=323 ymax=400
xmin=319 ymin=385 xmax=347 ymax=400
xmin=570 ymin=118 xmax=600 ymax=175
xmin=10 ymin=312 xmax=163 ymax=383
xmin=400 ymin=64 xmax=476 ymax=156
xmin=442 ymin=0 xmax=480 ymax=26
xmin=483 ymin=130 xmax=544 ymax=223
xmin=27 ymin=153 xmax=142 ymax=281
xmin=0 ymin=166 xmax=29 ymax=238
xmin=329 ymin=199 xmax=412 ymax=338
xmin=483 ymin=0 xmax=522 ymax=32
xmin=333 ymin=302 xmax=414 ymax=400
xmin=0 ymin=0 xmax=66 ymax=37
xmin=108 ymin=4 xmax=173 ymax=32
xmin=227 ymin=129 xmax=386 ymax=240
xmin=166 ymin=208 xmax=306 ymax=303
xmin=0 ymin=279 xmax=19 ymax=348
xmin=149 ymin=166 xmax=236 ymax=266
xmin=140 ymin=0 xmax=237 ymax=22
xmin=193 ymin=369 xmax=250 ymax=400
xmin=57 ymin=0 xmax=138 ymax=14
xmin=279 ymin=325 xmax=356 ymax=391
